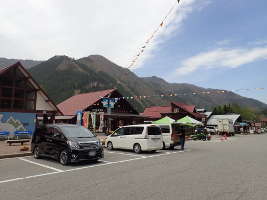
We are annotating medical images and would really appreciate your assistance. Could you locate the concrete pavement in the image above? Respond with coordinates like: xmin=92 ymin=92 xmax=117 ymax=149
xmin=0 ymin=134 xmax=267 ymax=200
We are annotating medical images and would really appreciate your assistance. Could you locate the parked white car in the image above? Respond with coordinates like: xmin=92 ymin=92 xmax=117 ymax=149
xmin=105 ymin=124 xmax=163 ymax=153
xmin=153 ymin=124 xmax=180 ymax=150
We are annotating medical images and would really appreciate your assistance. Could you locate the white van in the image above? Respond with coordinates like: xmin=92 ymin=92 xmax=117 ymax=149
xmin=154 ymin=124 xmax=180 ymax=150
xmin=105 ymin=124 xmax=163 ymax=153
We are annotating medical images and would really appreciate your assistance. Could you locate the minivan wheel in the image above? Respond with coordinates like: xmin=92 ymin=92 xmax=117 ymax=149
xmin=133 ymin=144 xmax=142 ymax=154
xmin=33 ymin=146 xmax=40 ymax=159
xmin=107 ymin=142 xmax=113 ymax=151
xmin=59 ymin=150 xmax=69 ymax=165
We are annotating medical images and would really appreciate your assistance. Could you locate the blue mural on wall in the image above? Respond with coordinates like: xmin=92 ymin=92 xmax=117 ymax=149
xmin=0 ymin=112 xmax=36 ymax=137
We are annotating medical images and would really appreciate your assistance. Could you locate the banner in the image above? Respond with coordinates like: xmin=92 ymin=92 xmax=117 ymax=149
xmin=82 ymin=112 xmax=90 ymax=128
xmin=0 ymin=112 xmax=36 ymax=137
xmin=98 ymin=112 xmax=104 ymax=132
xmin=76 ymin=111 xmax=83 ymax=126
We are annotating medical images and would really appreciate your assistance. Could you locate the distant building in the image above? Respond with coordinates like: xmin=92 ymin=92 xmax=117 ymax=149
xmin=0 ymin=62 xmax=61 ymax=136
xmin=260 ymin=118 xmax=267 ymax=127
xmin=57 ymin=89 xmax=144 ymax=132
xmin=142 ymin=102 xmax=206 ymax=122
xmin=207 ymin=114 xmax=241 ymax=126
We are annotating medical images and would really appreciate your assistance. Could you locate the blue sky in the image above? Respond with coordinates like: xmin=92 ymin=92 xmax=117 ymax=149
xmin=134 ymin=0 xmax=267 ymax=104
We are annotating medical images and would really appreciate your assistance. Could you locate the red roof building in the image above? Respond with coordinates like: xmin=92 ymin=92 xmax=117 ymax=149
xmin=58 ymin=89 xmax=116 ymax=115
xmin=141 ymin=106 xmax=172 ymax=119
xmin=57 ymin=89 xmax=144 ymax=132
xmin=142 ymin=102 xmax=206 ymax=121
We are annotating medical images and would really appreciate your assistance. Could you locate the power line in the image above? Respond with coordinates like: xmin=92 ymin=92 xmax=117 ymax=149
xmin=127 ymin=0 xmax=181 ymax=69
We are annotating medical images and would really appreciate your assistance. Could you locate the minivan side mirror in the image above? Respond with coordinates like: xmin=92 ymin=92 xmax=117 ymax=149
xmin=111 ymin=132 xmax=119 ymax=137
xmin=54 ymin=132 xmax=61 ymax=138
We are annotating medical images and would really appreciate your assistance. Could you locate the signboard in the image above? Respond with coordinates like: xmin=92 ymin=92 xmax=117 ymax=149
xmin=101 ymin=98 xmax=118 ymax=109
xmin=0 ymin=112 xmax=36 ymax=137
xmin=101 ymin=98 xmax=109 ymax=108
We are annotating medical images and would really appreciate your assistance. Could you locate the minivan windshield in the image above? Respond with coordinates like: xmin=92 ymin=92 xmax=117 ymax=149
xmin=61 ymin=126 xmax=95 ymax=138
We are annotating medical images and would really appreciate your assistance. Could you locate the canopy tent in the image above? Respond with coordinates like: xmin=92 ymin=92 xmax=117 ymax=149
xmin=176 ymin=116 xmax=203 ymax=126
xmin=153 ymin=116 xmax=175 ymax=125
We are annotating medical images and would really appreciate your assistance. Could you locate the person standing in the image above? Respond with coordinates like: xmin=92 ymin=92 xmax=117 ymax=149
xmin=180 ymin=128 xmax=186 ymax=151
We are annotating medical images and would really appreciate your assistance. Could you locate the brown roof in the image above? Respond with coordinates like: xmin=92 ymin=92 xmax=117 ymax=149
xmin=171 ymin=102 xmax=206 ymax=119
xmin=261 ymin=118 xmax=267 ymax=122
xmin=171 ymin=102 xmax=196 ymax=113
xmin=58 ymin=89 xmax=115 ymax=115
xmin=142 ymin=106 xmax=172 ymax=119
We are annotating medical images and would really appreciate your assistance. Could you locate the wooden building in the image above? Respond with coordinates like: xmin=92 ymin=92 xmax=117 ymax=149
xmin=57 ymin=89 xmax=144 ymax=132
xmin=0 ymin=62 xmax=62 ymax=136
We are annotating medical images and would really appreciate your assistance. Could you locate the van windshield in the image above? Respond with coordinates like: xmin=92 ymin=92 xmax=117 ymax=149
xmin=61 ymin=126 xmax=95 ymax=138
xmin=147 ymin=126 xmax=161 ymax=135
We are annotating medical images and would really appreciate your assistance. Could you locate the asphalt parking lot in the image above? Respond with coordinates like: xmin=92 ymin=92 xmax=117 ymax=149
xmin=1 ymin=134 xmax=267 ymax=200
xmin=0 ymin=147 xmax=188 ymax=184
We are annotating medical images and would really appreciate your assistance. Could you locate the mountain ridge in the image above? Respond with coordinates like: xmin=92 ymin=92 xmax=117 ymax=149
xmin=25 ymin=55 xmax=267 ymax=112
xmin=0 ymin=57 xmax=42 ymax=69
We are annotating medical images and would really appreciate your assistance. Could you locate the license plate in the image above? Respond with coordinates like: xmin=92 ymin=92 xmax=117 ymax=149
xmin=89 ymin=151 xmax=96 ymax=156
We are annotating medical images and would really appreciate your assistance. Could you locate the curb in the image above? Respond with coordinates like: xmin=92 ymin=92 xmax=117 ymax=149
xmin=0 ymin=152 xmax=32 ymax=159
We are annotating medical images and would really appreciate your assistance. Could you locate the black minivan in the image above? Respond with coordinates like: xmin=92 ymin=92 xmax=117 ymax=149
xmin=31 ymin=124 xmax=104 ymax=165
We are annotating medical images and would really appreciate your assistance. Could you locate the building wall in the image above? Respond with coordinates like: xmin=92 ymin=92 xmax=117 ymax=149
xmin=36 ymin=91 xmax=56 ymax=111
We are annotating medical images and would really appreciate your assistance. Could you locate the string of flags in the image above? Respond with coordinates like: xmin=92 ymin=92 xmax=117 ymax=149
xmin=127 ymin=0 xmax=181 ymax=69
xmin=100 ymin=87 xmax=266 ymax=101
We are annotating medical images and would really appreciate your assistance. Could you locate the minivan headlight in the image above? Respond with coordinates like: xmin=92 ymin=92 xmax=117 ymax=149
xmin=67 ymin=141 xmax=80 ymax=150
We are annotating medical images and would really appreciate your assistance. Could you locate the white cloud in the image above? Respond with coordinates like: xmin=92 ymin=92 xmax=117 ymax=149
xmin=176 ymin=46 xmax=267 ymax=76
xmin=0 ymin=0 xmax=209 ymax=68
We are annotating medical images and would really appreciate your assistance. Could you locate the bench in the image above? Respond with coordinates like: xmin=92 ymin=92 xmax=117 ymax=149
xmin=6 ymin=139 xmax=30 ymax=146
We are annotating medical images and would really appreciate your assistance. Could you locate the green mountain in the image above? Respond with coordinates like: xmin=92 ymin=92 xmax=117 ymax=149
xmin=0 ymin=57 xmax=42 ymax=69
xmin=28 ymin=55 xmax=267 ymax=112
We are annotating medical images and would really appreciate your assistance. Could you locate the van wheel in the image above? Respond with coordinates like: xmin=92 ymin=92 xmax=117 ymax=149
xmin=59 ymin=150 xmax=69 ymax=165
xmin=162 ymin=142 xmax=166 ymax=150
xmin=133 ymin=144 xmax=142 ymax=154
xmin=33 ymin=146 xmax=40 ymax=159
xmin=107 ymin=142 xmax=113 ymax=151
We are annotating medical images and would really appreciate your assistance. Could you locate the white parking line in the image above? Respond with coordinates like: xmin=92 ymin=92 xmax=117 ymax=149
xmin=18 ymin=157 xmax=64 ymax=172
xmin=0 ymin=171 xmax=61 ymax=184
xmin=0 ymin=150 xmax=183 ymax=185
xmin=104 ymin=151 xmax=144 ymax=157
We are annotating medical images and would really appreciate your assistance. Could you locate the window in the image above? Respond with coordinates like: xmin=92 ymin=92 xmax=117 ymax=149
xmin=2 ymin=88 xmax=12 ymax=97
xmin=0 ymin=68 xmax=36 ymax=111
xmin=53 ymin=128 xmax=64 ymax=139
xmin=61 ymin=126 xmax=95 ymax=138
xmin=131 ymin=127 xmax=144 ymax=135
xmin=123 ymin=127 xmax=131 ymax=135
xmin=147 ymin=126 xmax=161 ymax=135
xmin=13 ymin=100 xmax=24 ymax=109
xmin=174 ymin=108 xmax=179 ymax=113
xmin=113 ymin=128 xmax=124 ymax=136
xmin=159 ymin=125 xmax=170 ymax=133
